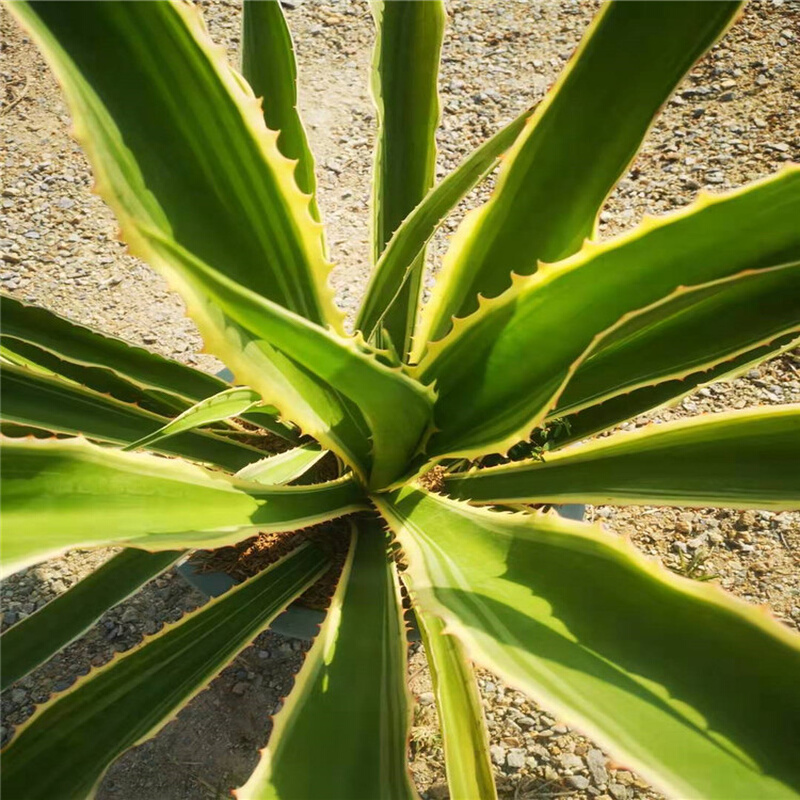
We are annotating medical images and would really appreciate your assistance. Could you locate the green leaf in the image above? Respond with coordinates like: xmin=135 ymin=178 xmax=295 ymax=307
xmin=554 ymin=261 xmax=800 ymax=417
xmin=0 ymin=295 xmax=301 ymax=443
xmin=0 ymin=361 xmax=265 ymax=472
xmin=143 ymin=233 xmax=434 ymax=489
xmin=238 ymin=517 xmax=415 ymax=800
xmin=415 ymin=1 xmax=743 ymax=351
xmin=369 ymin=0 xmax=445 ymax=358
xmin=418 ymin=168 xmax=800 ymax=460
xmin=1 ymin=548 xmax=180 ymax=691
xmin=242 ymin=0 xmax=320 ymax=222
xmin=123 ymin=387 xmax=262 ymax=452
xmin=7 ymin=3 xmax=437 ymax=486
xmin=551 ymin=331 xmax=800 ymax=447
xmin=236 ymin=443 xmax=327 ymax=486
xmin=8 ymin=0 xmax=337 ymax=327
xmin=375 ymin=487 xmax=800 ymax=800
xmin=0 ymin=292 xmax=226 ymax=406
xmin=238 ymin=408 xmax=302 ymax=446
xmin=0 ymin=436 xmax=366 ymax=573
xmin=445 ymin=404 xmax=800 ymax=511
xmin=1 ymin=335 xmax=184 ymax=418
xmin=415 ymin=609 xmax=497 ymax=800
xmin=1 ymin=543 xmax=329 ymax=800
xmin=356 ymin=103 xmax=535 ymax=347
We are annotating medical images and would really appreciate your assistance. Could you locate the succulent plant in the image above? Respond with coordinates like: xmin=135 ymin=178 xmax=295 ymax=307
xmin=2 ymin=1 xmax=799 ymax=798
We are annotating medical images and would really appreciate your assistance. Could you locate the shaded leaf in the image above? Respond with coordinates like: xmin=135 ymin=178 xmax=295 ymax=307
xmin=1 ymin=543 xmax=329 ymax=800
xmin=548 ymin=331 xmax=800 ymax=448
xmin=238 ymin=518 xmax=415 ymax=800
xmin=376 ymin=487 xmax=800 ymax=800
xmin=0 ymin=361 xmax=264 ymax=471
xmin=554 ymin=261 xmax=800 ymax=416
xmin=370 ymin=0 xmax=444 ymax=357
xmin=445 ymin=405 xmax=800 ymax=511
xmin=1 ymin=549 xmax=180 ymax=690
xmin=0 ymin=292 xmax=225 ymax=406
xmin=415 ymin=609 xmax=497 ymax=800
xmin=1 ymin=436 xmax=365 ymax=573
xmin=418 ymin=168 xmax=800 ymax=459
xmin=415 ymin=1 xmax=742 ymax=350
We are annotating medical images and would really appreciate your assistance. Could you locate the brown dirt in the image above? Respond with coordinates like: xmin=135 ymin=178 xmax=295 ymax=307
xmin=195 ymin=517 xmax=352 ymax=611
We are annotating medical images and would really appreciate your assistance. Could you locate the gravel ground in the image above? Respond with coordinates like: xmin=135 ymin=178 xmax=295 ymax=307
xmin=2 ymin=1 xmax=799 ymax=798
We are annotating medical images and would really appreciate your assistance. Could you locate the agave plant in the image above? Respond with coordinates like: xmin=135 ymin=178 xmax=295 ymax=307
xmin=2 ymin=1 xmax=799 ymax=798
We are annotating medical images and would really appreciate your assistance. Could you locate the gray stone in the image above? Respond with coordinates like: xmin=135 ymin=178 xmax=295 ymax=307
xmin=609 ymin=783 xmax=632 ymax=800
xmin=10 ymin=688 xmax=27 ymax=705
xmin=559 ymin=752 xmax=583 ymax=771
xmin=490 ymin=745 xmax=506 ymax=766
xmin=687 ymin=532 xmax=708 ymax=550
xmin=567 ymin=775 xmax=591 ymax=791
xmin=516 ymin=715 xmax=536 ymax=729
xmin=553 ymin=723 xmax=569 ymax=734
xmin=231 ymin=682 xmax=248 ymax=696
xmin=418 ymin=692 xmax=435 ymax=706
xmin=507 ymin=749 xmax=527 ymax=770
xmin=586 ymin=749 xmax=609 ymax=785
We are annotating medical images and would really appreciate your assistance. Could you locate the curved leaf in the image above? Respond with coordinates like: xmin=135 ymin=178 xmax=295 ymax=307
xmin=238 ymin=518 xmax=415 ymax=800
xmin=415 ymin=609 xmax=497 ymax=800
xmin=554 ymin=261 xmax=800 ymax=417
xmin=8 ymin=1 xmax=336 ymax=326
xmin=145 ymin=233 xmax=434 ymax=489
xmin=418 ymin=168 xmax=800 ymax=459
xmin=0 ymin=437 xmax=366 ymax=573
xmin=445 ymin=405 xmax=800 ymax=510
xmin=235 ymin=443 xmax=327 ymax=486
xmin=549 ymin=332 xmax=800 ymax=448
xmin=0 ymin=293 xmax=226 ymax=407
xmin=415 ymin=1 xmax=742 ymax=351
xmin=0 ymin=295 xmax=300 ymax=442
xmin=356 ymin=103 xmax=535 ymax=347
xmin=1 ymin=335 xmax=186 ymax=418
xmin=242 ymin=0 xmax=321 ymax=221
xmin=0 ymin=361 xmax=265 ymax=472
xmin=1 ymin=543 xmax=329 ymax=800
xmin=1 ymin=549 xmax=180 ymax=691
xmin=123 ymin=387 xmax=262 ymax=452
xmin=369 ymin=0 xmax=444 ymax=358
xmin=376 ymin=487 xmax=800 ymax=800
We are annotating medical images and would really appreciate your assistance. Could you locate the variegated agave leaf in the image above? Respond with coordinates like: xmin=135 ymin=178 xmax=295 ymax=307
xmin=2 ymin=2 xmax=800 ymax=800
